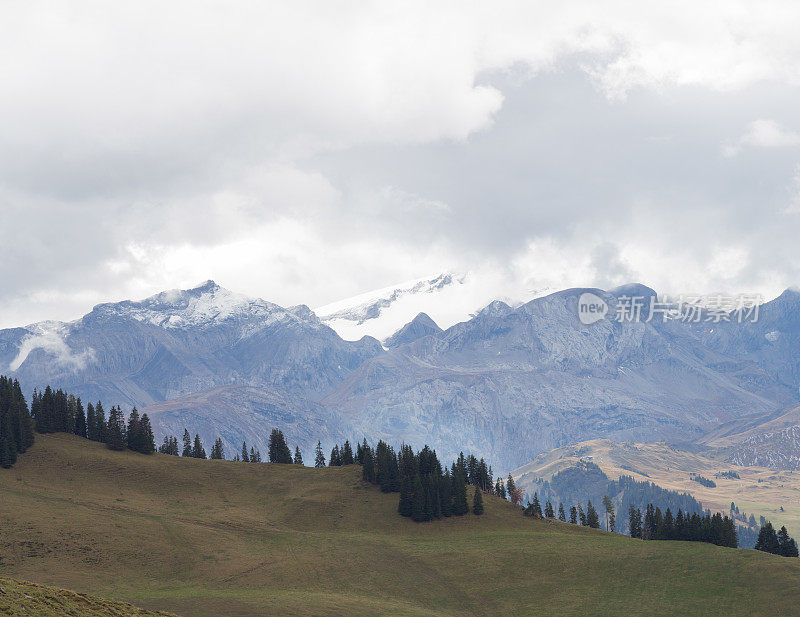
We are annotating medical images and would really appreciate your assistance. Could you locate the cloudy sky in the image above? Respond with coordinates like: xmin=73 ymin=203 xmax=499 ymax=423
xmin=2 ymin=1 xmax=800 ymax=328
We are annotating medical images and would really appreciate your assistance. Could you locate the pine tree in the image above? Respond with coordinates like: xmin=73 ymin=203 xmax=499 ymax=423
xmin=329 ymin=444 xmax=342 ymax=466
xmin=777 ymin=526 xmax=799 ymax=557
xmin=602 ymin=495 xmax=615 ymax=532
xmin=578 ymin=504 xmax=586 ymax=526
xmin=268 ymin=429 xmax=292 ymax=463
xmin=192 ymin=434 xmax=206 ymax=459
xmin=524 ymin=492 xmax=543 ymax=519
xmin=138 ymin=413 xmax=156 ymax=454
xmin=544 ymin=501 xmax=555 ymax=519
xmin=341 ymin=440 xmax=354 ymax=465
xmin=570 ymin=506 xmax=578 ymax=525
xmin=86 ymin=403 xmax=98 ymax=441
xmin=558 ymin=502 xmax=566 ymax=522
xmin=362 ymin=443 xmax=376 ymax=483
xmin=241 ymin=441 xmax=250 ymax=463
xmin=210 ymin=438 xmax=225 ymax=460
xmin=74 ymin=398 xmax=87 ymax=439
xmin=314 ymin=441 xmax=326 ymax=467
xmin=472 ymin=486 xmax=484 ymax=515
xmin=755 ymin=522 xmax=780 ymax=554
xmin=126 ymin=408 xmax=141 ymax=452
xmin=293 ymin=446 xmax=303 ymax=465
xmin=106 ymin=406 xmax=126 ymax=451
xmin=452 ymin=472 xmax=469 ymax=516
xmin=586 ymin=500 xmax=600 ymax=529
xmin=411 ymin=473 xmax=427 ymax=522
xmin=95 ymin=401 xmax=107 ymax=443
xmin=182 ymin=429 xmax=193 ymax=457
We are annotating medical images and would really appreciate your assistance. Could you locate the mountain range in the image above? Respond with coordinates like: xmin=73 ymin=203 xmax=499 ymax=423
xmin=3 ymin=279 xmax=800 ymax=471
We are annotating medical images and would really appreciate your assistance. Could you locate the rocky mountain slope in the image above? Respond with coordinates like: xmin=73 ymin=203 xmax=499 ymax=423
xmin=4 ymin=280 xmax=800 ymax=470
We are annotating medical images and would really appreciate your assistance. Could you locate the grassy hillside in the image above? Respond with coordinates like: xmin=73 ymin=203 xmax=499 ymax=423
xmin=512 ymin=439 xmax=800 ymax=533
xmin=0 ymin=577 xmax=175 ymax=616
xmin=1 ymin=435 xmax=799 ymax=617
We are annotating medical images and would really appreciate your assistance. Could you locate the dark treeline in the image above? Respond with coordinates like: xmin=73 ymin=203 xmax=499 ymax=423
xmin=754 ymin=522 xmax=799 ymax=557
xmin=0 ymin=376 xmax=34 ymax=468
xmin=356 ymin=441 xmax=489 ymax=521
xmin=628 ymin=504 xmax=738 ymax=548
xmin=30 ymin=385 xmax=156 ymax=455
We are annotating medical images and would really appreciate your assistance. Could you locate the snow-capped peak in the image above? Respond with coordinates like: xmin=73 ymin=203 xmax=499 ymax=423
xmin=90 ymin=280 xmax=290 ymax=330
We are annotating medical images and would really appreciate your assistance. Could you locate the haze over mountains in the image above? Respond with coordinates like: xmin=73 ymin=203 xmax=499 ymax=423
xmin=2 ymin=279 xmax=800 ymax=471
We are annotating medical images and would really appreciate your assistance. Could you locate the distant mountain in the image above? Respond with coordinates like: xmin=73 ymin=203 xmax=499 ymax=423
xmin=5 ymin=280 xmax=800 ymax=471
xmin=384 ymin=313 xmax=442 ymax=349
xmin=0 ymin=280 xmax=381 ymax=456
xmin=325 ymin=285 xmax=799 ymax=469
xmin=729 ymin=425 xmax=800 ymax=470
xmin=315 ymin=273 xmax=467 ymax=342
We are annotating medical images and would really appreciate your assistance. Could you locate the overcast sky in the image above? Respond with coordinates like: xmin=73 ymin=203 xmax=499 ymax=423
xmin=2 ymin=1 xmax=800 ymax=327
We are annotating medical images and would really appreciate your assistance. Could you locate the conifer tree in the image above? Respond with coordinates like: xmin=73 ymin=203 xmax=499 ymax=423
xmin=74 ymin=398 xmax=87 ymax=439
xmin=314 ymin=441 xmax=326 ymax=467
xmin=182 ymin=429 xmax=193 ymax=457
xmin=138 ymin=413 xmax=155 ymax=454
xmin=293 ymin=446 xmax=303 ymax=465
xmin=586 ymin=500 xmax=600 ymax=528
xmin=192 ymin=434 xmax=206 ymax=459
xmin=778 ymin=526 xmax=799 ymax=557
xmin=411 ymin=474 xmax=427 ymax=522
xmin=602 ymin=495 xmax=615 ymax=532
xmin=210 ymin=437 xmax=225 ymax=460
xmin=126 ymin=408 xmax=141 ymax=452
xmin=329 ymin=444 xmax=342 ymax=466
xmin=578 ymin=504 xmax=586 ymax=526
xmin=106 ymin=406 xmax=126 ymax=451
xmin=570 ymin=506 xmax=578 ymax=525
xmin=268 ymin=429 xmax=292 ymax=463
xmin=544 ymin=501 xmax=555 ymax=519
xmin=755 ymin=522 xmax=780 ymax=554
xmin=240 ymin=441 xmax=249 ymax=462
xmin=472 ymin=486 xmax=484 ymax=515
xmin=95 ymin=401 xmax=107 ymax=443
xmin=452 ymin=472 xmax=469 ymax=516
xmin=341 ymin=440 xmax=354 ymax=465
xmin=86 ymin=403 xmax=98 ymax=441
xmin=362 ymin=443 xmax=376 ymax=483
xmin=558 ymin=502 xmax=566 ymax=522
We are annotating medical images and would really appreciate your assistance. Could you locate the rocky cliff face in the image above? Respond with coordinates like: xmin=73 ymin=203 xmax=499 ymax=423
xmin=729 ymin=426 xmax=800 ymax=470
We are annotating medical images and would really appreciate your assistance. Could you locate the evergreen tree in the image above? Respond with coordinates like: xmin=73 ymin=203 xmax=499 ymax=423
xmin=602 ymin=495 xmax=615 ymax=532
xmin=411 ymin=474 xmax=427 ymax=522
xmin=86 ymin=403 xmax=98 ymax=441
xmin=452 ymin=472 xmax=470 ymax=516
xmin=268 ymin=429 xmax=292 ymax=463
xmin=106 ymin=406 xmax=126 ymax=451
xmin=314 ymin=441 xmax=326 ymax=467
xmin=293 ymin=446 xmax=303 ymax=465
xmin=569 ymin=506 xmax=578 ymax=525
xmin=159 ymin=435 xmax=179 ymax=455
xmin=586 ymin=500 xmax=600 ymax=528
xmin=250 ymin=446 xmax=261 ymax=463
xmin=210 ymin=438 xmax=225 ymax=460
xmin=578 ymin=504 xmax=586 ymax=526
xmin=241 ymin=441 xmax=250 ymax=463
xmin=126 ymin=408 xmax=141 ymax=452
xmin=755 ymin=522 xmax=780 ymax=554
xmin=74 ymin=398 xmax=87 ymax=439
xmin=362 ymin=443 xmax=376 ymax=483
xmin=192 ymin=434 xmax=207 ymax=459
xmin=472 ymin=486 xmax=484 ymax=515
xmin=182 ymin=429 xmax=193 ymax=457
xmin=629 ymin=505 xmax=642 ymax=538
xmin=138 ymin=413 xmax=155 ymax=454
xmin=524 ymin=492 xmax=543 ymax=519
xmin=341 ymin=440 xmax=354 ymax=465
xmin=544 ymin=501 xmax=555 ymax=519
xmin=777 ymin=526 xmax=799 ymax=557
xmin=329 ymin=444 xmax=342 ymax=466
xmin=558 ymin=502 xmax=566 ymax=522
xmin=95 ymin=401 xmax=107 ymax=443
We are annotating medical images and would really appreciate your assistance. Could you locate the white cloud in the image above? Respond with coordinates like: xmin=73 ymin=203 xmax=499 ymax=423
xmin=10 ymin=329 xmax=94 ymax=371
xmin=723 ymin=119 xmax=800 ymax=157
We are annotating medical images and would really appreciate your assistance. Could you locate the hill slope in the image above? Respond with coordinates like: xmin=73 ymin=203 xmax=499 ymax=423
xmin=0 ymin=577 xmax=175 ymax=617
xmin=1 ymin=435 xmax=799 ymax=617
xmin=512 ymin=439 xmax=800 ymax=534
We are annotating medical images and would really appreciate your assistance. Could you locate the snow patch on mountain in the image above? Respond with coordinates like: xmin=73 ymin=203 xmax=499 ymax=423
xmin=316 ymin=272 xmax=540 ymax=342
